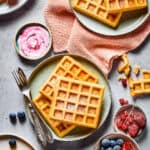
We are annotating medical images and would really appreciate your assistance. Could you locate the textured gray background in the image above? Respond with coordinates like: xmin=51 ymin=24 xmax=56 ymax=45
xmin=0 ymin=1 xmax=150 ymax=150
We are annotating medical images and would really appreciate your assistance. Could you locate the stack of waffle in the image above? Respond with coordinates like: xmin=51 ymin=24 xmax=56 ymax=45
xmin=72 ymin=0 xmax=148 ymax=27
xmin=33 ymin=56 xmax=105 ymax=137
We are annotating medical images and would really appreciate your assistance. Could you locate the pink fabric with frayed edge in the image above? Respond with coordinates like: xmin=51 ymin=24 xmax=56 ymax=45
xmin=44 ymin=0 xmax=150 ymax=77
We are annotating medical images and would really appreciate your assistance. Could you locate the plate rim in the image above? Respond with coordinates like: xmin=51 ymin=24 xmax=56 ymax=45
xmin=0 ymin=133 xmax=35 ymax=149
xmin=0 ymin=0 xmax=28 ymax=16
xmin=71 ymin=0 xmax=150 ymax=36
xmin=28 ymin=54 xmax=112 ymax=142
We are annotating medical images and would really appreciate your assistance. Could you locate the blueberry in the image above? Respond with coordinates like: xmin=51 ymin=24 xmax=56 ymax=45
xmin=17 ymin=111 xmax=26 ymax=122
xmin=106 ymin=147 xmax=113 ymax=150
xmin=113 ymin=145 xmax=121 ymax=150
xmin=101 ymin=138 xmax=110 ymax=147
xmin=9 ymin=113 xmax=17 ymax=124
xmin=116 ymin=139 xmax=124 ymax=145
xmin=100 ymin=146 xmax=105 ymax=150
xmin=9 ymin=138 xmax=16 ymax=148
xmin=110 ymin=140 xmax=116 ymax=147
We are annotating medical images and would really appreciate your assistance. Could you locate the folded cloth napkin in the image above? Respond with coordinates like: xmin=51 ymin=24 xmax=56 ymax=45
xmin=44 ymin=0 xmax=150 ymax=76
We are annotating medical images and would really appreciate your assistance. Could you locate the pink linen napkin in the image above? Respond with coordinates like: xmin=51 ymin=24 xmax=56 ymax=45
xmin=44 ymin=0 xmax=150 ymax=76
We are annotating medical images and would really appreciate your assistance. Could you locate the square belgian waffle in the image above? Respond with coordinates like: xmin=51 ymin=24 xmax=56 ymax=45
xmin=129 ymin=70 xmax=150 ymax=96
xmin=40 ymin=56 xmax=99 ymax=100
xmin=38 ymin=56 xmax=99 ymax=136
xmin=50 ymin=77 xmax=105 ymax=128
xmin=106 ymin=0 xmax=147 ymax=13
xmin=33 ymin=94 xmax=76 ymax=137
xmin=72 ymin=0 xmax=122 ymax=27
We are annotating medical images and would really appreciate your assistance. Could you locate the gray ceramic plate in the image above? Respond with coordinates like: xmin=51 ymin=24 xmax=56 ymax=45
xmin=0 ymin=0 xmax=27 ymax=16
xmin=71 ymin=0 xmax=150 ymax=36
xmin=0 ymin=134 xmax=35 ymax=150
xmin=28 ymin=54 xmax=112 ymax=141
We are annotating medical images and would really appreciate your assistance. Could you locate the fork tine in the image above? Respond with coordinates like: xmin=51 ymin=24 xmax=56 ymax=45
xmin=12 ymin=70 xmax=21 ymax=89
xmin=18 ymin=67 xmax=27 ymax=85
xmin=18 ymin=69 xmax=26 ymax=85
xmin=18 ymin=67 xmax=26 ymax=80
xmin=12 ymin=69 xmax=24 ymax=89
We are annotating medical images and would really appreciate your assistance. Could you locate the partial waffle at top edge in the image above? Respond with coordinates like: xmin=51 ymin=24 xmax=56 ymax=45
xmin=40 ymin=56 xmax=99 ymax=99
xmin=33 ymin=94 xmax=76 ymax=137
xmin=106 ymin=0 xmax=148 ymax=13
xmin=50 ymin=77 xmax=105 ymax=128
xmin=128 ymin=70 xmax=150 ymax=96
xmin=72 ymin=0 xmax=122 ymax=28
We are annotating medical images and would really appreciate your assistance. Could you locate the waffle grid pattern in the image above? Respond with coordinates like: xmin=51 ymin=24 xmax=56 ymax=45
xmin=72 ymin=0 xmax=122 ymax=27
xmin=129 ymin=70 xmax=150 ymax=96
xmin=33 ymin=94 xmax=76 ymax=137
xmin=40 ymin=56 xmax=99 ymax=99
xmin=106 ymin=0 xmax=147 ymax=13
xmin=50 ymin=77 xmax=104 ymax=128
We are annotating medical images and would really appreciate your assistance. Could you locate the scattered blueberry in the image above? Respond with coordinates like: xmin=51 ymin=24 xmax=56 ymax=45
xmin=101 ymin=138 xmax=110 ymax=147
xmin=116 ymin=139 xmax=124 ymax=145
xmin=9 ymin=113 xmax=17 ymax=124
xmin=110 ymin=140 xmax=116 ymax=147
xmin=9 ymin=138 xmax=16 ymax=148
xmin=17 ymin=111 xmax=26 ymax=123
xmin=113 ymin=145 xmax=121 ymax=150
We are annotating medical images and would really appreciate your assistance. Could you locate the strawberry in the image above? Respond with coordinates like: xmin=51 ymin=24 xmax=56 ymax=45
xmin=120 ymin=113 xmax=126 ymax=121
xmin=116 ymin=118 xmax=123 ymax=129
xmin=134 ymin=112 xmax=146 ymax=128
xmin=124 ymin=110 xmax=129 ymax=117
xmin=128 ymin=123 xmax=140 ymax=137
xmin=121 ymin=122 xmax=128 ymax=131
xmin=128 ymin=116 xmax=134 ymax=124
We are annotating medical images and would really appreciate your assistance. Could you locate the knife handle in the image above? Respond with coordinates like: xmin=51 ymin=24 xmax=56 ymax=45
xmin=29 ymin=103 xmax=47 ymax=147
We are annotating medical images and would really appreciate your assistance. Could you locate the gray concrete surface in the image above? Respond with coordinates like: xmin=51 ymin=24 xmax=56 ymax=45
xmin=0 ymin=1 xmax=149 ymax=150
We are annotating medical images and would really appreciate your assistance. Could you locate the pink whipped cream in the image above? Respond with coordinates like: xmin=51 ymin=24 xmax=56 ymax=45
xmin=18 ymin=26 xmax=50 ymax=58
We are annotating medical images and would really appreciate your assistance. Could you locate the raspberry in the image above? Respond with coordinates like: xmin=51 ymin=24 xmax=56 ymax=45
xmin=124 ymin=100 xmax=129 ymax=105
xmin=121 ymin=79 xmax=127 ymax=88
xmin=134 ymin=112 xmax=146 ymax=128
xmin=119 ymin=98 xmax=128 ymax=106
xmin=119 ymin=98 xmax=125 ymax=105
xmin=122 ymin=141 xmax=134 ymax=150
xmin=128 ymin=123 xmax=140 ymax=137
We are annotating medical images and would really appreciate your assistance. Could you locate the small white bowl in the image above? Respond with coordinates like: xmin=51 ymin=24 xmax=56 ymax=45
xmin=113 ymin=104 xmax=147 ymax=138
xmin=94 ymin=133 xmax=140 ymax=150
xmin=14 ymin=22 xmax=52 ymax=61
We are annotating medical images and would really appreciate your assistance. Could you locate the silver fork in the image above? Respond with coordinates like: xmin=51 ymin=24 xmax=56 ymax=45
xmin=12 ymin=67 xmax=54 ymax=146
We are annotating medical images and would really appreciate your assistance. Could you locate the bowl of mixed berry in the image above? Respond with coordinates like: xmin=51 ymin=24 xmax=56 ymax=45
xmin=114 ymin=104 xmax=146 ymax=138
xmin=94 ymin=133 xmax=139 ymax=150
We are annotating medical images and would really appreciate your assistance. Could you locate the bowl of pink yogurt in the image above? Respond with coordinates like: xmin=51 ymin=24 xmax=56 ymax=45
xmin=15 ymin=23 xmax=52 ymax=60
